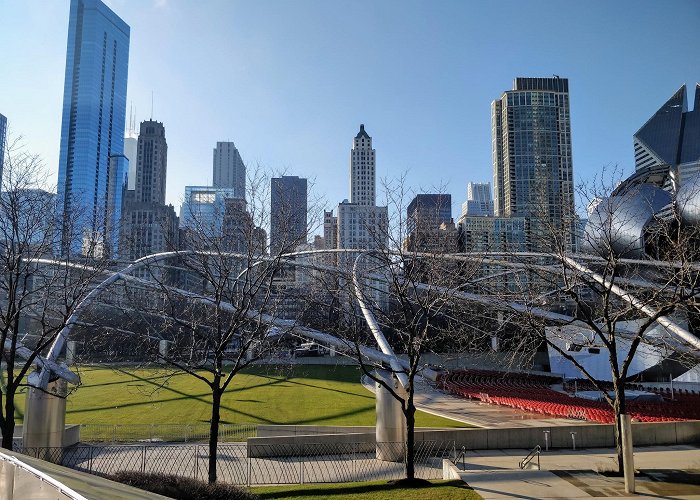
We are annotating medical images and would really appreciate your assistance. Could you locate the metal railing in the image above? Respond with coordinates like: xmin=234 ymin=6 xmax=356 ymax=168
xmin=0 ymin=451 xmax=88 ymax=500
xmin=450 ymin=443 xmax=467 ymax=470
xmin=518 ymin=444 xmax=541 ymax=470
xmin=79 ymin=423 xmax=258 ymax=443
xmin=18 ymin=441 xmax=455 ymax=486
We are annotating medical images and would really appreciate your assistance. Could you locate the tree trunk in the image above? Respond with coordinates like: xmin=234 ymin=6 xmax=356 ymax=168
xmin=405 ymin=400 xmax=416 ymax=481
xmin=612 ymin=380 xmax=626 ymax=474
xmin=1 ymin=388 xmax=14 ymax=450
xmin=208 ymin=387 xmax=222 ymax=484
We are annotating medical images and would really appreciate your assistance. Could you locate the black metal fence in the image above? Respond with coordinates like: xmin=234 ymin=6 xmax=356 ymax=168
xmin=18 ymin=441 xmax=455 ymax=486
xmin=79 ymin=423 xmax=258 ymax=443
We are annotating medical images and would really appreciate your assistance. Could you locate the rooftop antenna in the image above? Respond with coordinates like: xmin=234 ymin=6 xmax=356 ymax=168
xmin=150 ymin=91 xmax=154 ymax=120
xmin=128 ymin=102 xmax=134 ymax=134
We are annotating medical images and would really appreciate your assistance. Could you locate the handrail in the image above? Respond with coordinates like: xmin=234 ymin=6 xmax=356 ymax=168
xmin=518 ymin=444 xmax=541 ymax=470
xmin=0 ymin=451 xmax=88 ymax=499
xmin=450 ymin=443 xmax=467 ymax=470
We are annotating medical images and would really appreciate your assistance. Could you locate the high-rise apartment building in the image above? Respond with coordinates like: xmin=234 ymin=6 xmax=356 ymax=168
xmin=56 ymin=0 xmax=130 ymax=257
xmin=0 ymin=113 xmax=7 ymax=188
xmin=134 ymin=120 xmax=167 ymax=204
xmin=461 ymin=182 xmax=494 ymax=217
xmin=350 ymin=124 xmax=376 ymax=206
xmin=270 ymin=176 xmax=308 ymax=254
xmin=492 ymin=77 xmax=575 ymax=250
xmin=634 ymin=84 xmax=700 ymax=185
xmin=213 ymin=142 xmax=245 ymax=198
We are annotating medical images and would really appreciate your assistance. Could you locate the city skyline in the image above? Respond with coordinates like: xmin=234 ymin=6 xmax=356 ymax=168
xmin=1 ymin=0 xmax=698 ymax=218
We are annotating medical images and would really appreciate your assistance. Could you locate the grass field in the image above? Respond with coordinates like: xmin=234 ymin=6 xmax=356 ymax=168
xmin=13 ymin=365 xmax=466 ymax=428
xmin=252 ymin=480 xmax=482 ymax=499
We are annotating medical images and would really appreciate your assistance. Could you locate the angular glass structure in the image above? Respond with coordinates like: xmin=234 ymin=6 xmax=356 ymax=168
xmin=56 ymin=0 xmax=130 ymax=257
xmin=634 ymin=84 xmax=700 ymax=186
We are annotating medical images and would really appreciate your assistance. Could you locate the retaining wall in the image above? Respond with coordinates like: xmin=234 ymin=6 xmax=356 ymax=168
xmin=247 ymin=421 xmax=700 ymax=457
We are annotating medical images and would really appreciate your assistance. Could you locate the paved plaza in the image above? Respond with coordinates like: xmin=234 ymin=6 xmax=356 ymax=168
xmin=453 ymin=445 xmax=700 ymax=499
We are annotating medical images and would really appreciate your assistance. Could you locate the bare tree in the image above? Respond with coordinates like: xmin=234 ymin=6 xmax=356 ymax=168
xmin=312 ymin=178 xmax=485 ymax=482
xmin=508 ymin=169 xmax=700 ymax=481
xmin=0 ymin=136 xmax=108 ymax=449
xmin=116 ymin=167 xmax=319 ymax=483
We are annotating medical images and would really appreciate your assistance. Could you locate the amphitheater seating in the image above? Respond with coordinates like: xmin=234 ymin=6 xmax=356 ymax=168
xmin=438 ymin=369 xmax=700 ymax=424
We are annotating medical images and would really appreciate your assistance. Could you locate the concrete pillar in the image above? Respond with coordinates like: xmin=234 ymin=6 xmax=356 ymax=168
xmin=22 ymin=379 xmax=67 ymax=463
xmin=492 ymin=311 xmax=503 ymax=351
xmin=375 ymin=370 xmax=406 ymax=462
xmin=621 ymin=414 xmax=635 ymax=494
xmin=65 ymin=341 xmax=77 ymax=366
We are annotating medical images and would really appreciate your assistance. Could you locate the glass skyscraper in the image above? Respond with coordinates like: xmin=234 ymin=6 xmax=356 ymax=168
xmin=56 ymin=0 xmax=130 ymax=257
xmin=492 ymin=77 xmax=575 ymax=251
xmin=0 ymin=113 xmax=7 ymax=189
xmin=270 ymin=176 xmax=308 ymax=254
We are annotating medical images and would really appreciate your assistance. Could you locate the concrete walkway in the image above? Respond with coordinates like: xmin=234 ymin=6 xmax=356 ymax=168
xmin=452 ymin=445 xmax=700 ymax=499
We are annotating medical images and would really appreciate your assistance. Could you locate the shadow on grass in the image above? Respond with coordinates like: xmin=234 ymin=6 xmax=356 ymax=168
xmin=68 ymin=367 xmax=376 ymax=425
xmin=254 ymin=480 xmax=471 ymax=499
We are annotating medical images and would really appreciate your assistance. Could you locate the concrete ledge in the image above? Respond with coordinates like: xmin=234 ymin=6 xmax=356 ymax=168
xmin=442 ymin=459 xmax=462 ymax=480
xmin=248 ymin=420 xmax=700 ymax=457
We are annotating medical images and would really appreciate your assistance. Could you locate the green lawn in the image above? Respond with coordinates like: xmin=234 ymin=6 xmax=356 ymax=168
xmin=252 ymin=480 xmax=481 ymax=499
xmin=13 ymin=365 xmax=467 ymax=428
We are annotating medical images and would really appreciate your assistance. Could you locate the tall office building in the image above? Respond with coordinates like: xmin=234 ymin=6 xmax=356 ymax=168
xmin=350 ymin=124 xmax=376 ymax=206
xmin=404 ymin=194 xmax=455 ymax=253
xmin=120 ymin=120 xmax=177 ymax=260
xmin=0 ymin=113 xmax=7 ymax=188
xmin=337 ymin=125 xmax=388 ymax=251
xmin=134 ymin=120 xmax=167 ymax=204
xmin=270 ymin=176 xmax=308 ymax=254
xmin=461 ymin=182 xmax=494 ymax=217
xmin=634 ymin=84 xmax=700 ymax=185
xmin=406 ymin=194 xmax=452 ymax=234
xmin=56 ymin=0 xmax=130 ymax=257
xmin=213 ymin=142 xmax=245 ymax=198
xmin=492 ymin=77 xmax=575 ymax=250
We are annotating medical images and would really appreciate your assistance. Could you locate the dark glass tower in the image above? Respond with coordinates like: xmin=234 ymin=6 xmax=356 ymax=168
xmin=56 ymin=0 xmax=130 ymax=257
xmin=406 ymin=194 xmax=452 ymax=235
xmin=270 ymin=176 xmax=308 ymax=254
xmin=634 ymin=84 xmax=700 ymax=185
xmin=492 ymin=77 xmax=575 ymax=251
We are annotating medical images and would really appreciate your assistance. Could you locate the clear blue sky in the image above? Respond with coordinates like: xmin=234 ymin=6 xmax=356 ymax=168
xmin=1 ymin=0 xmax=698 ymax=224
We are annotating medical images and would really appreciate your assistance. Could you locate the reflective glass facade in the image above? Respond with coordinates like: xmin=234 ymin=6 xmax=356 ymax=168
xmin=179 ymin=186 xmax=238 ymax=233
xmin=406 ymin=194 xmax=452 ymax=235
xmin=0 ymin=113 xmax=6 ymax=188
xmin=492 ymin=77 xmax=575 ymax=251
xmin=634 ymin=84 xmax=700 ymax=186
xmin=56 ymin=0 xmax=130 ymax=257
xmin=270 ymin=176 xmax=308 ymax=254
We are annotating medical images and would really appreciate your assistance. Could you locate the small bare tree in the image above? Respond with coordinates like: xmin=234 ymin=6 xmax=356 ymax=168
xmin=509 ymin=169 xmax=700 ymax=481
xmin=117 ymin=167 xmax=319 ymax=483
xmin=0 ymin=136 xmax=108 ymax=449
xmin=314 ymin=178 xmax=485 ymax=482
